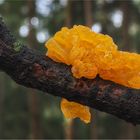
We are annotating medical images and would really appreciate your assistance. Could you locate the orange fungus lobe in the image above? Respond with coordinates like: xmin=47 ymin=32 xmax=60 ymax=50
xmin=61 ymin=98 xmax=91 ymax=123
xmin=45 ymin=25 xmax=140 ymax=123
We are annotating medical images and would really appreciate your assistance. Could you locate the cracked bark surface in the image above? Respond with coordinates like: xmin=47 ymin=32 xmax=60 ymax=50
xmin=0 ymin=17 xmax=140 ymax=125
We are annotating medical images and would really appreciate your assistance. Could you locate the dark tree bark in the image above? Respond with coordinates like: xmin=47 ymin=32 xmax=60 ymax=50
xmin=0 ymin=18 xmax=140 ymax=125
xmin=64 ymin=2 xmax=77 ymax=139
xmin=84 ymin=0 xmax=93 ymax=27
xmin=121 ymin=1 xmax=131 ymax=51
xmin=27 ymin=0 xmax=42 ymax=139
xmin=0 ymin=74 xmax=5 ymax=138
xmin=83 ymin=0 xmax=99 ymax=138
xmin=120 ymin=1 xmax=136 ymax=138
xmin=65 ymin=0 xmax=72 ymax=28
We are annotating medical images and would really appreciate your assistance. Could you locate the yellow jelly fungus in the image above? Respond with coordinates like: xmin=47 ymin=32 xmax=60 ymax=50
xmin=45 ymin=25 xmax=140 ymax=123
xmin=61 ymin=98 xmax=91 ymax=123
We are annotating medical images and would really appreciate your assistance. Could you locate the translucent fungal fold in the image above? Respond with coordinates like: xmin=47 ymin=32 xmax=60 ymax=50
xmin=61 ymin=99 xmax=91 ymax=123
xmin=45 ymin=25 xmax=140 ymax=123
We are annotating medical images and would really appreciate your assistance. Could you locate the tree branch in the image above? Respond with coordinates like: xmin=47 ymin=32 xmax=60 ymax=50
xmin=0 ymin=17 xmax=140 ymax=125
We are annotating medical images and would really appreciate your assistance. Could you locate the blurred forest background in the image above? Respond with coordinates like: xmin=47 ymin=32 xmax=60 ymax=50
xmin=0 ymin=0 xmax=140 ymax=139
